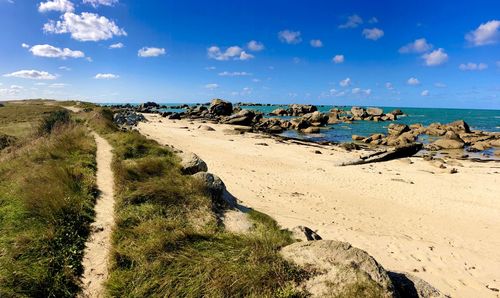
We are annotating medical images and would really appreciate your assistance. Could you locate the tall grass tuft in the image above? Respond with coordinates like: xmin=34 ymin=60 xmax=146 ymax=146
xmin=37 ymin=110 xmax=71 ymax=135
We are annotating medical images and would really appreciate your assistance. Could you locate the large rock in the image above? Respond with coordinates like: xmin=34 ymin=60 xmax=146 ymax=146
xmin=433 ymin=138 xmax=465 ymax=149
xmin=269 ymin=108 xmax=288 ymax=116
xmin=281 ymin=240 xmax=396 ymax=297
xmin=351 ymin=106 xmax=367 ymax=118
xmin=390 ymin=109 xmax=404 ymax=116
xmin=367 ymin=107 xmax=384 ymax=116
xmin=209 ymin=99 xmax=233 ymax=116
xmin=113 ymin=111 xmax=146 ymax=126
xmin=179 ymin=152 xmax=208 ymax=175
xmin=302 ymin=111 xmax=328 ymax=126
xmin=192 ymin=172 xmax=227 ymax=204
xmin=288 ymin=104 xmax=317 ymax=116
xmin=388 ymin=271 xmax=445 ymax=298
xmin=290 ymin=118 xmax=311 ymax=130
xmin=388 ymin=123 xmax=410 ymax=136
xmin=140 ymin=101 xmax=160 ymax=109
xmin=224 ymin=109 xmax=255 ymax=126
xmin=446 ymin=120 xmax=471 ymax=133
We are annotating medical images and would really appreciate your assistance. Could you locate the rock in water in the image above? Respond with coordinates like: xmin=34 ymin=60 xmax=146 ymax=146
xmin=209 ymin=98 xmax=233 ymax=116
xmin=351 ymin=106 xmax=367 ymax=118
xmin=281 ymin=240 xmax=396 ymax=297
xmin=447 ymin=120 xmax=471 ymax=133
xmin=179 ymin=152 xmax=208 ymax=175
xmin=388 ymin=123 xmax=410 ymax=136
xmin=367 ymin=107 xmax=384 ymax=116
xmin=269 ymin=108 xmax=288 ymax=116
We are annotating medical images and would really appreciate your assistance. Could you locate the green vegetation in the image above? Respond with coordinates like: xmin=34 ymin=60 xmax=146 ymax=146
xmin=0 ymin=101 xmax=64 ymax=139
xmin=0 ymin=109 xmax=97 ymax=297
xmin=85 ymin=109 xmax=307 ymax=297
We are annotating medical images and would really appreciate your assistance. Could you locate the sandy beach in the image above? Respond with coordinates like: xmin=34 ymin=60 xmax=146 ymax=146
xmin=138 ymin=114 xmax=500 ymax=297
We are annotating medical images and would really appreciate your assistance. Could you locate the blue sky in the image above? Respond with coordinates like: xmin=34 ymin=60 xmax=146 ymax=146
xmin=0 ymin=0 xmax=499 ymax=109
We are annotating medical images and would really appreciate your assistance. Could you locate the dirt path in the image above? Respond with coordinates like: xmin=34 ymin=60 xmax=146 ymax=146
xmin=80 ymin=132 xmax=115 ymax=297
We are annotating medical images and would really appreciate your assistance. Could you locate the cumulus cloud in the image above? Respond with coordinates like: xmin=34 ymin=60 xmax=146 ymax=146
xmin=399 ymin=38 xmax=433 ymax=53
xmin=352 ymin=88 xmax=371 ymax=96
xmin=278 ymin=30 xmax=302 ymax=44
xmin=83 ymin=0 xmax=118 ymax=7
xmin=421 ymin=90 xmax=430 ymax=96
xmin=59 ymin=66 xmax=71 ymax=71
xmin=205 ymin=83 xmax=219 ymax=90
xmin=339 ymin=77 xmax=351 ymax=87
xmin=422 ymin=48 xmax=448 ymax=66
xmin=3 ymin=70 xmax=56 ymax=80
xmin=339 ymin=14 xmax=363 ymax=29
xmin=38 ymin=0 xmax=74 ymax=13
xmin=310 ymin=39 xmax=323 ymax=47
xmin=94 ymin=73 xmax=119 ymax=79
xmin=332 ymin=54 xmax=344 ymax=64
xmin=362 ymin=28 xmax=384 ymax=40
xmin=138 ymin=47 xmax=166 ymax=57
xmin=0 ymin=85 xmax=24 ymax=96
xmin=385 ymin=82 xmax=394 ymax=90
xmin=43 ymin=12 xmax=126 ymax=42
xmin=218 ymin=71 xmax=252 ymax=77
xmin=207 ymin=46 xmax=253 ymax=61
xmin=29 ymin=44 xmax=85 ymax=59
xmin=21 ymin=43 xmax=30 ymax=49
xmin=459 ymin=62 xmax=488 ymax=71
xmin=407 ymin=77 xmax=420 ymax=85
xmin=247 ymin=40 xmax=264 ymax=51
xmin=465 ymin=20 xmax=500 ymax=46
xmin=109 ymin=42 xmax=124 ymax=49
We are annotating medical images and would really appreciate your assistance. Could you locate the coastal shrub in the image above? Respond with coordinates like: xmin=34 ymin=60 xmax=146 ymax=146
xmin=83 ymin=109 xmax=307 ymax=297
xmin=0 ymin=122 xmax=97 ymax=297
xmin=37 ymin=110 xmax=71 ymax=135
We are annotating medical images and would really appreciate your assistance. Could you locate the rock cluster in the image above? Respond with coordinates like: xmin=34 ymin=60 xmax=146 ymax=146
xmin=113 ymin=111 xmax=146 ymax=126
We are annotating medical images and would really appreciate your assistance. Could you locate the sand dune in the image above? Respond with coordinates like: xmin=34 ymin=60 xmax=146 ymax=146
xmin=138 ymin=114 xmax=500 ymax=297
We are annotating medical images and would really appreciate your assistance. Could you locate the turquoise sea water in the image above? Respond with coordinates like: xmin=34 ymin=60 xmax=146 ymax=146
xmin=105 ymin=103 xmax=500 ymax=144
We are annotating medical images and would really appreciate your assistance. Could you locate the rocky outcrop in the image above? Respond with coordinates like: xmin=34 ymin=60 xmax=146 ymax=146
xmin=209 ymin=99 xmax=233 ymax=116
xmin=367 ymin=107 xmax=384 ymax=116
xmin=288 ymin=104 xmax=317 ymax=116
xmin=388 ymin=123 xmax=410 ymax=136
xmin=302 ymin=111 xmax=328 ymax=127
xmin=179 ymin=152 xmax=208 ymax=175
xmin=113 ymin=111 xmax=146 ymax=126
xmin=388 ymin=271 xmax=445 ymax=298
xmin=351 ymin=106 xmax=367 ymax=118
xmin=433 ymin=138 xmax=465 ymax=149
xmin=342 ymin=143 xmax=423 ymax=165
xmin=192 ymin=172 xmax=227 ymax=204
xmin=281 ymin=240 xmax=396 ymax=297
xmin=223 ymin=109 xmax=255 ymax=126
xmin=269 ymin=108 xmax=288 ymax=116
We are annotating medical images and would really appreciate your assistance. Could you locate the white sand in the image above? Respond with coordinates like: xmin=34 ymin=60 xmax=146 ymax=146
xmin=139 ymin=115 xmax=500 ymax=297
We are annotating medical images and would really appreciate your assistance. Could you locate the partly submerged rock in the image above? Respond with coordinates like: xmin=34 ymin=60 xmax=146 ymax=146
xmin=179 ymin=152 xmax=208 ymax=175
xmin=281 ymin=240 xmax=396 ymax=297
xmin=367 ymin=107 xmax=384 ymax=116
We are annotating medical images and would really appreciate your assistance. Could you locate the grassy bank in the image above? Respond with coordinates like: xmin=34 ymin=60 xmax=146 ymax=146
xmin=86 ymin=108 xmax=306 ymax=297
xmin=0 ymin=109 xmax=97 ymax=297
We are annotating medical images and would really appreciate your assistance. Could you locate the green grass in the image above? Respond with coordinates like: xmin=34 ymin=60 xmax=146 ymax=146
xmin=0 ymin=110 xmax=97 ymax=297
xmin=83 ymin=108 xmax=307 ymax=297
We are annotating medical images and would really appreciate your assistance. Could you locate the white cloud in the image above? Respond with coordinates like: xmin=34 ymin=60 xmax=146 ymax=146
xmin=94 ymin=73 xmax=119 ymax=79
xmin=207 ymin=46 xmax=253 ymax=61
xmin=205 ymin=66 xmax=216 ymax=71
xmin=43 ymin=12 xmax=126 ymax=42
xmin=407 ymin=77 xmax=420 ymax=85
xmin=434 ymin=82 xmax=447 ymax=88
xmin=252 ymin=78 xmax=261 ymax=83
xmin=278 ymin=30 xmax=302 ymax=44
xmin=49 ymin=83 xmax=67 ymax=88
xmin=21 ymin=43 xmax=30 ymax=49
xmin=459 ymin=62 xmax=488 ymax=71
xmin=83 ymin=0 xmax=118 ymax=8
xmin=109 ymin=42 xmax=124 ymax=49
xmin=352 ymin=88 xmax=371 ymax=96
xmin=368 ymin=17 xmax=378 ymax=24
xmin=205 ymin=83 xmax=218 ymax=90
xmin=339 ymin=77 xmax=351 ymax=87
xmin=0 ymin=85 xmax=24 ymax=96
xmin=339 ymin=14 xmax=363 ymax=29
xmin=362 ymin=28 xmax=384 ymax=40
xmin=138 ymin=47 xmax=166 ymax=57
xmin=332 ymin=54 xmax=344 ymax=64
xmin=385 ymin=82 xmax=394 ymax=90
xmin=247 ymin=40 xmax=264 ymax=51
xmin=4 ymin=70 xmax=56 ymax=80
xmin=421 ymin=90 xmax=430 ymax=96
xmin=59 ymin=66 xmax=71 ymax=71
xmin=399 ymin=38 xmax=433 ymax=53
xmin=465 ymin=20 xmax=500 ymax=46
xmin=422 ymin=48 xmax=448 ymax=66
xmin=38 ymin=0 xmax=74 ymax=13
xmin=218 ymin=71 xmax=252 ymax=77
xmin=29 ymin=44 xmax=85 ymax=59
xmin=310 ymin=39 xmax=323 ymax=47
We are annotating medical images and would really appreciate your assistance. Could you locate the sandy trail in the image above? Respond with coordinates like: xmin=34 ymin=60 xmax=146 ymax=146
xmin=139 ymin=115 xmax=500 ymax=298
xmin=80 ymin=132 xmax=115 ymax=298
